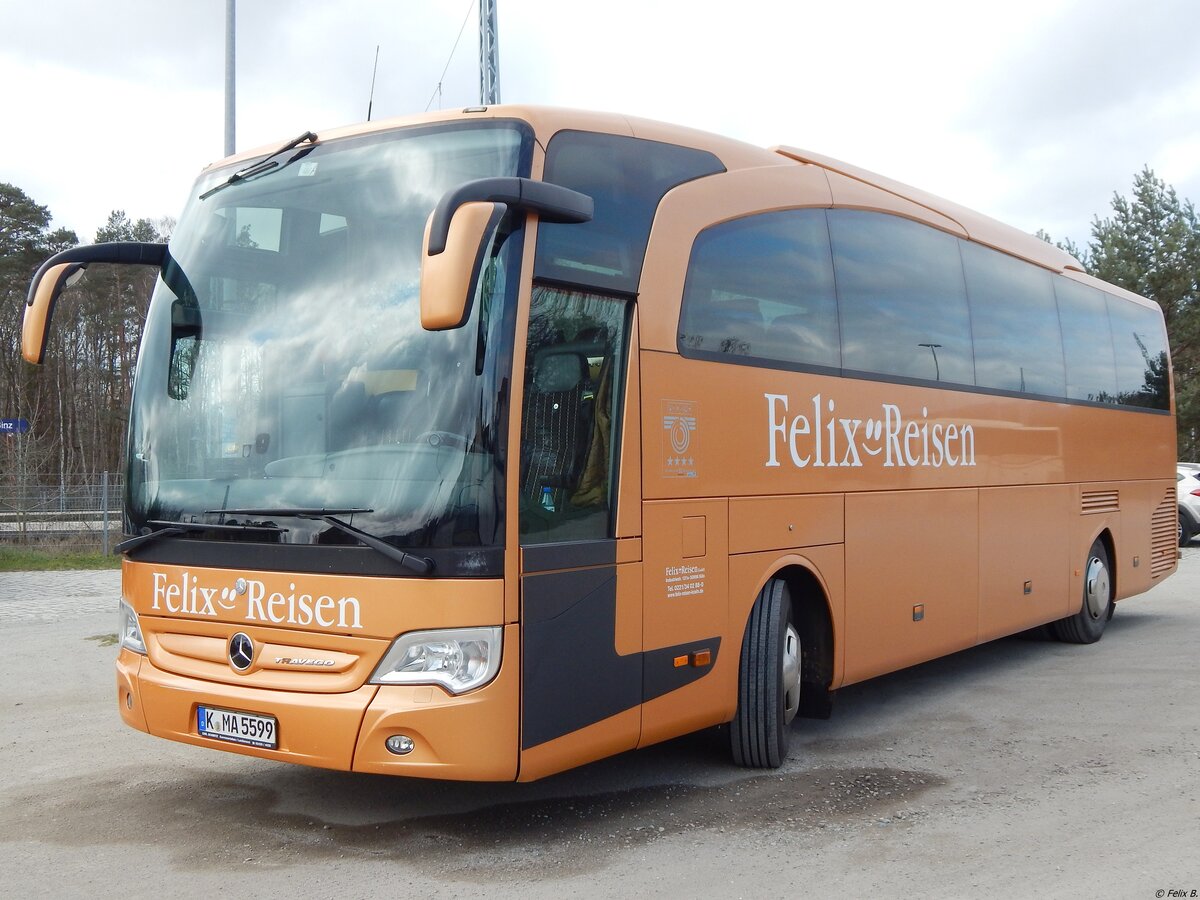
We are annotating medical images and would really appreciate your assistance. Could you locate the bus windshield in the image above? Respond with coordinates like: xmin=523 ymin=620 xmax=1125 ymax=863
xmin=126 ymin=121 xmax=531 ymax=567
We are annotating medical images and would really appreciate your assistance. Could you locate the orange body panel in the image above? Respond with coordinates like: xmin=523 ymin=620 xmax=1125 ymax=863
xmin=354 ymin=625 xmax=520 ymax=780
xmin=518 ymin=708 xmax=641 ymax=782
xmin=639 ymin=499 xmax=730 ymax=746
xmin=729 ymin=494 xmax=844 ymax=554
xmin=123 ymin=560 xmax=505 ymax=640
xmin=978 ymin=485 xmax=1071 ymax=642
xmin=843 ymin=490 xmax=980 ymax=684
xmin=116 ymin=649 xmax=148 ymax=733
xmin=138 ymin=666 xmax=377 ymax=771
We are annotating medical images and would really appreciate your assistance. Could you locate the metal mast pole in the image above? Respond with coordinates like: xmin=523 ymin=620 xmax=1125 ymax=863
xmin=479 ymin=0 xmax=500 ymax=105
xmin=224 ymin=0 xmax=236 ymax=157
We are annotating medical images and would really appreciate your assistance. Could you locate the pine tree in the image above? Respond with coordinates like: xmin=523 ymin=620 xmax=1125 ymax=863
xmin=1088 ymin=168 xmax=1200 ymax=459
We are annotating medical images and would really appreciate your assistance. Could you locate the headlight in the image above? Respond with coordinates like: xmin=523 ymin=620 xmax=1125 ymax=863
xmin=118 ymin=600 xmax=146 ymax=654
xmin=369 ymin=627 xmax=501 ymax=694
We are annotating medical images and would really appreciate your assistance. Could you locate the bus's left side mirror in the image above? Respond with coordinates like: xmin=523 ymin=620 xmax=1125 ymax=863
xmin=22 ymin=263 xmax=85 ymax=364
xmin=420 ymin=201 xmax=507 ymax=331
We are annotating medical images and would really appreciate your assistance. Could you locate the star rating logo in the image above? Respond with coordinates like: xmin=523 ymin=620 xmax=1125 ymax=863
xmin=662 ymin=400 xmax=698 ymax=477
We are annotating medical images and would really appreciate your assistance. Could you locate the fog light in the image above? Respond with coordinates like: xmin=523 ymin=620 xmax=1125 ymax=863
xmin=386 ymin=735 xmax=415 ymax=755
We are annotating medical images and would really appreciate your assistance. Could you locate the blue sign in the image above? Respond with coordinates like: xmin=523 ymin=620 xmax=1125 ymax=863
xmin=1 ymin=418 xmax=30 ymax=434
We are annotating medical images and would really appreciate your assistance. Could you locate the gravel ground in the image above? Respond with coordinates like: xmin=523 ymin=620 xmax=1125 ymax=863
xmin=1 ymin=549 xmax=1197 ymax=898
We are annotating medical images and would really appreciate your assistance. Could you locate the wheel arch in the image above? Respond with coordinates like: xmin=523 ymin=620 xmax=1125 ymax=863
xmin=1091 ymin=526 xmax=1117 ymax=601
xmin=735 ymin=558 xmax=838 ymax=718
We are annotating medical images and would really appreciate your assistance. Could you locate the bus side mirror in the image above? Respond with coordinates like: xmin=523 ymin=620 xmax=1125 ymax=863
xmin=22 ymin=263 xmax=85 ymax=364
xmin=22 ymin=241 xmax=168 ymax=364
xmin=419 ymin=176 xmax=593 ymax=332
xmin=420 ymin=201 xmax=507 ymax=331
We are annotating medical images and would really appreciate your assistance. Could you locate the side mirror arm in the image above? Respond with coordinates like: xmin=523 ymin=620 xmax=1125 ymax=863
xmin=425 ymin=177 xmax=593 ymax=256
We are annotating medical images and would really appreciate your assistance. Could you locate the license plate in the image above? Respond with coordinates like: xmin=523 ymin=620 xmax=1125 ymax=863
xmin=197 ymin=705 xmax=277 ymax=749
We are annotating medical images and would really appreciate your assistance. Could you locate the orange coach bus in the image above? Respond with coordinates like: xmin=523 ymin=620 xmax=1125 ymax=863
xmin=23 ymin=106 xmax=1177 ymax=780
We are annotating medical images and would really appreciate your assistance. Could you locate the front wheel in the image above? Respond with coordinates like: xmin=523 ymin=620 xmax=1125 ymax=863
xmin=1052 ymin=538 xmax=1112 ymax=644
xmin=730 ymin=579 xmax=801 ymax=768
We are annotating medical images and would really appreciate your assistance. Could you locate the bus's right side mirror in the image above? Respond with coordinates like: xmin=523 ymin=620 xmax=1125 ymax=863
xmin=420 ymin=201 xmax=507 ymax=331
xmin=419 ymin=176 xmax=593 ymax=331
xmin=22 ymin=241 xmax=167 ymax=364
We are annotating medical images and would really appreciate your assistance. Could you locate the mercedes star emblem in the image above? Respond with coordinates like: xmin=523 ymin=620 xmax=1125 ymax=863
xmin=229 ymin=632 xmax=254 ymax=671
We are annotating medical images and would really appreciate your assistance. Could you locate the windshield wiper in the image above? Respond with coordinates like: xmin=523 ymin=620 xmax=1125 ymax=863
xmin=116 ymin=519 xmax=288 ymax=554
xmin=208 ymin=508 xmax=435 ymax=575
xmin=199 ymin=130 xmax=318 ymax=200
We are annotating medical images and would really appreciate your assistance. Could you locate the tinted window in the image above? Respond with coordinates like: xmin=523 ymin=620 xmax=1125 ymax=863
xmin=1106 ymin=294 xmax=1170 ymax=409
xmin=1055 ymin=279 xmax=1118 ymax=403
xmin=535 ymin=132 xmax=724 ymax=294
xmin=520 ymin=287 xmax=630 ymax=543
xmin=962 ymin=241 xmax=1065 ymax=396
xmin=679 ymin=209 xmax=840 ymax=369
xmin=829 ymin=210 xmax=974 ymax=384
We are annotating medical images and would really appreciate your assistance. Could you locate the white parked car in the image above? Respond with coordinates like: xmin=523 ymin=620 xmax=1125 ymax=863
xmin=1178 ymin=464 xmax=1200 ymax=545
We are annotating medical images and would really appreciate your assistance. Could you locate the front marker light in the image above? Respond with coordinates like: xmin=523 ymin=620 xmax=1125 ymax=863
xmin=118 ymin=600 xmax=146 ymax=654
xmin=369 ymin=627 xmax=501 ymax=695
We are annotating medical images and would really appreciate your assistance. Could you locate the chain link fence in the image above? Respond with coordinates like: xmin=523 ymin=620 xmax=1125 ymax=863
xmin=0 ymin=474 xmax=124 ymax=552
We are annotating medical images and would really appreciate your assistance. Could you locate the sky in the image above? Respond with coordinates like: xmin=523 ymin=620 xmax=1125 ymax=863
xmin=3 ymin=0 xmax=1199 ymax=251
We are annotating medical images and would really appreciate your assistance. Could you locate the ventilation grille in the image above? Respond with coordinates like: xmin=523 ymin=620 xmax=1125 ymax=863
xmin=1081 ymin=490 xmax=1120 ymax=515
xmin=1151 ymin=489 xmax=1177 ymax=579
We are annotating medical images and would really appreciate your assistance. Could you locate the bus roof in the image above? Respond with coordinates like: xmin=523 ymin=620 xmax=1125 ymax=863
xmin=213 ymin=104 xmax=1098 ymax=284
xmin=773 ymin=145 xmax=1085 ymax=275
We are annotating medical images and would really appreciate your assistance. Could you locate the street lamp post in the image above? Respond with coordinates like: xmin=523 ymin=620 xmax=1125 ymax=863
xmin=918 ymin=342 xmax=942 ymax=381
xmin=224 ymin=0 xmax=236 ymax=157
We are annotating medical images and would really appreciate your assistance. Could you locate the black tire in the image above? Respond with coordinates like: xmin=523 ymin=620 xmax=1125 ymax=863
xmin=1180 ymin=511 xmax=1194 ymax=547
xmin=730 ymin=579 xmax=801 ymax=768
xmin=1052 ymin=538 xmax=1112 ymax=644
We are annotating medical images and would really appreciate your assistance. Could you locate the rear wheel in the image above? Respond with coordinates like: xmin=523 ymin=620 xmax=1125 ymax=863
xmin=1180 ymin=511 xmax=1194 ymax=547
xmin=730 ymin=579 xmax=801 ymax=768
xmin=1052 ymin=538 xmax=1112 ymax=644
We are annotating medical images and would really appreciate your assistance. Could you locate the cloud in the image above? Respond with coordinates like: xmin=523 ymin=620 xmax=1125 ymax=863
xmin=4 ymin=0 xmax=1200 ymax=250
xmin=952 ymin=0 xmax=1200 ymax=242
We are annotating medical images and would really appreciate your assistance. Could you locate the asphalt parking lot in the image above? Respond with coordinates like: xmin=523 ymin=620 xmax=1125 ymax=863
xmin=1 ymin=550 xmax=1198 ymax=899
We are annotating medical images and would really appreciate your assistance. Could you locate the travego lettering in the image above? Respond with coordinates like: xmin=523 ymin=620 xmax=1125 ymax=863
xmin=765 ymin=392 xmax=976 ymax=470
xmin=150 ymin=571 xmax=363 ymax=630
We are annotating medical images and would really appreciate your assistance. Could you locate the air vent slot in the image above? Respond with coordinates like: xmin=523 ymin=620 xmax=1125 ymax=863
xmin=1151 ymin=488 xmax=1177 ymax=579
xmin=1081 ymin=490 xmax=1120 ymax=515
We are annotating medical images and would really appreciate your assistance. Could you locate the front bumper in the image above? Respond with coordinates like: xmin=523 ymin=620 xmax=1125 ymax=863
xmin=115 ymin=622 xmax=520 ymax=781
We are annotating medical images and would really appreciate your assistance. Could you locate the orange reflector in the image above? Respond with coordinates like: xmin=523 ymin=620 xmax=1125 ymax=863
xmin=673 ymin=655 xmax=689 ymax=668
xmin=690 ymin=649 xmax=712 ymax=667
xmin=912 ymin=604 xmax=925 ymax=622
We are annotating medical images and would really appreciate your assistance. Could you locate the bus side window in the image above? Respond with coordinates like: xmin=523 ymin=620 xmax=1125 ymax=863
xmin=679 ymin=209 xmax=840 ymax=370
xmin=1105 ymin=293 xmax=1170 ymax=410
xmin=519 ymin=286 xmax=628 ymax=543
xmin=829 ymin=210 xmax=975 ymax=385
xmin=962 ymin=240 xmax=1065 ymax=397
xmin=1055 ymin=279 xmax=1118 ymax=403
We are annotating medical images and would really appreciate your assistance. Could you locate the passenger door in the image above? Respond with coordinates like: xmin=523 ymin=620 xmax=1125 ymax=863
xmin=517 ymin=287 xmax=642 ymax=779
